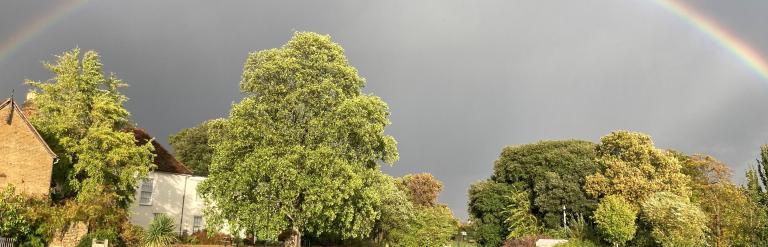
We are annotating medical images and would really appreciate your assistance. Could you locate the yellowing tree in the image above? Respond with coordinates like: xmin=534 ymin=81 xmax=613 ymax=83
xmin=679 ymin=154 xmax=757 ymax=246
xmin=397 ymin=173 xmax=443 ymax=207
xmin=641 ymin=192 xmax=707 ymax=247
xmin=585 ymin=131 xmax=689 ymax=205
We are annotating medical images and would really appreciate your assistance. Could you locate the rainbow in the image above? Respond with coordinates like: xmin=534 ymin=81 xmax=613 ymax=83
xmin=0 ymin=0 xmax=766 ymax=80
xmin=0 ymin=0 xmax=90 ymax=62
xmin=654 ymin=0 xmax=768 ymax=80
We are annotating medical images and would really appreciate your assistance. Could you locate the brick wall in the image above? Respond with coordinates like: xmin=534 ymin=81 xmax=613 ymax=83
xmin=50 ymin=222 xmax=88 ymax=247
xmin=0 ymin=100 xmax=54 ymax=196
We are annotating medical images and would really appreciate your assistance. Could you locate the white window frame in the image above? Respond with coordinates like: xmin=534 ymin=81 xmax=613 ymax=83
xmin=139 ymin=178 xmax=155 ymax=206
xmin=192 ymin=216 xmax=203 ymax=232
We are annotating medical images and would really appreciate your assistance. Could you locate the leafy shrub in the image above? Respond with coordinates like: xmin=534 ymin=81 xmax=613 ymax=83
xmin=555 ymin=239 xmax=603 ymax=247
xmin=77 ymin=228 xmax=118 ymax=247
xmin=119 ymin=223 xmax=145 ymax=247
xmin=593 ymin=195 xmax=636 ymax=247
xmin=0 ymin=186 xmax=52 ymax=245
xmin=190 ymin=230 xmax=231 ymax=244
xmin=396 ymin=205 xmax=459 ymax=247
xmin=76 ymin=235 xmax=94 ymax=247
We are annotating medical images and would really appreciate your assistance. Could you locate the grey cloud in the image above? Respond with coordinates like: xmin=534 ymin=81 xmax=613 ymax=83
xmin=1 ymin=0 xmax=767 ymax=219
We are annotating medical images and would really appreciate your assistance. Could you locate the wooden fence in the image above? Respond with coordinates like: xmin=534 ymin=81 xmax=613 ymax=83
xmin=0 ymin=237 xmax=14 ymax=247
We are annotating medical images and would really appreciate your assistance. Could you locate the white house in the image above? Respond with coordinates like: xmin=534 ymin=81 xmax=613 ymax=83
xmin=128 ymin=128 xmax=208 ymax=235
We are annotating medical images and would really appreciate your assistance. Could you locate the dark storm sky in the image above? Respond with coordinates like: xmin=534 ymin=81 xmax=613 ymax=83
xmin=2 ymin=0 xmax=768 ymax=220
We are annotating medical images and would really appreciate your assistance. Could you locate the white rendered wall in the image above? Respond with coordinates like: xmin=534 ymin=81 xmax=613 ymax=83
xmin=129 ymin=172 xmax=207 ymax=234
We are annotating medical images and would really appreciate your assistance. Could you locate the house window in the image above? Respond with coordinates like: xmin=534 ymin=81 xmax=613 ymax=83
xmin=153 ymin=213 xmax=165 ymax=220
xmin=193 ymin=216 xmax=203 ymax=232
xmin=139 ymin=178 xmax=154 ymax=205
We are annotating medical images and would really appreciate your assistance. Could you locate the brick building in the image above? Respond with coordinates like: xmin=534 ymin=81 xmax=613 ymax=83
xmin=0 ymin=97 xmax=57 ymax=196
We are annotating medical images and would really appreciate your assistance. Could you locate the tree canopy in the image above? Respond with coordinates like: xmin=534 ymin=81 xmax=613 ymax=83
xmin=397 ymin=173 xmax=443 ymax=207
xmin=169 ymin=119 xmax=223 ymax=176
xmin=27 ymin=48 xmax=155 ymax=215
xmin=640 ymin=192 xmax=707 ymax=247
xmin=468 ymin=180 xmax=516 ymax=247
xmin=390 ymin=173 xmax=458 ymax=247
xmin=491 ymin=140 xmax=599 ymax=227
xmin=198 ymin=32 xmax=399 ymax=241
xmin=677 ymin=154 xmax=757 ymax=246
xmin=585 ymin=131 xmax=689 ymax=206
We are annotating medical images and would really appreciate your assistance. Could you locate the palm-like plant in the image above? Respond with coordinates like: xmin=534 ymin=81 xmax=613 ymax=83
xmin=144 ymin=214 xmax=177 ymax=247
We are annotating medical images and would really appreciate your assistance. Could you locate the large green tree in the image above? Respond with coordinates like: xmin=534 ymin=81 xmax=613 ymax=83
xmin=492 ymin=140 xmax=599 ymax=228
xmin=198 ymin=32 xmax=398 ymax=245
xmin=169 ymin=119 xmax=224 ymax=176
xmin=468 ymin=180 xmax=516 ymax=247
xmin=27 ymin=48 xmax=155 ymax=223
xmin=585 ymin=131 xmax=689 ymax=206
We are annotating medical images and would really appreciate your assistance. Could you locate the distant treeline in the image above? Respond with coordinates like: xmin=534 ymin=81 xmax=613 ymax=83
xmin=468 ymin=131 xmax=768 ymax=247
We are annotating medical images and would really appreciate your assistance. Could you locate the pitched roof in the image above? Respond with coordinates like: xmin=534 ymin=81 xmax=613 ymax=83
xmin=0 ymin=98 xmax=57 ymax=159
xmin=132 ymin=128 xmax=192 ymax=175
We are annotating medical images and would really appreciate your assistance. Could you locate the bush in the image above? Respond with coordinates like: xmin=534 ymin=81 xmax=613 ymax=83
xmin=119 ymin=223 xmax=145 ymax=247
xmin=190 ymin=230 xmax=232 ymax=244
xmin=76 ymin=235 xmax=94 ymax=247
xmin=593 ymin=195 xmax=636 ymax=247
xmin=555 ymin=239 xmax=604 ymax=247
xmin=77 ymin=229 xmax=119 ymax=247
xmin=0 ymin=186 xmax=52 ymax=245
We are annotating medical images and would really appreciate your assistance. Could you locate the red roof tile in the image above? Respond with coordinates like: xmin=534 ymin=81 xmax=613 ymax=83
xmin=132 ymin=128 xmax=192 ymax=175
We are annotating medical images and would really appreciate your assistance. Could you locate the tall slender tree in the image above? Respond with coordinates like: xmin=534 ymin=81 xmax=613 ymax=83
xmin=27 ymin=48 xmax=155 ymax=228
xmin=751 ymin=145 xmax=768 ymax=205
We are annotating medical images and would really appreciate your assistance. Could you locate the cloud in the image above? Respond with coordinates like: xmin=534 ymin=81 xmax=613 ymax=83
xmin=1 ymin=0 xmax=767 ymax=220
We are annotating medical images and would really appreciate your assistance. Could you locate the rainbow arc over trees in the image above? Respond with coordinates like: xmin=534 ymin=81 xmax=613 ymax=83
xmin=0 ymin=0 xmax=89 ymax=62
xmin=655 ymin=0 xmax=768 ymax=79
xmin=0 ymin=0 xmax=766 ymax=80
